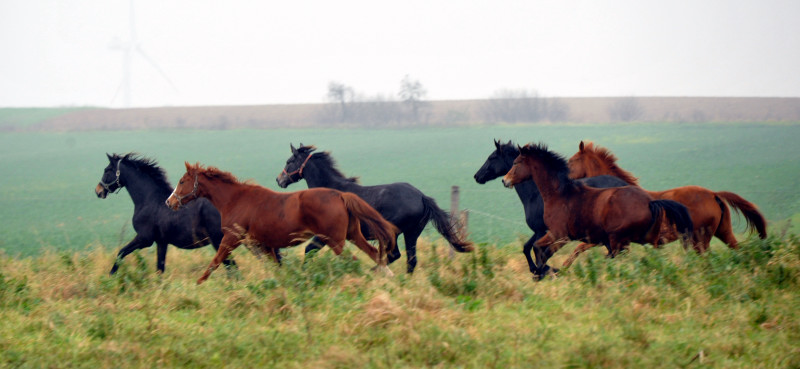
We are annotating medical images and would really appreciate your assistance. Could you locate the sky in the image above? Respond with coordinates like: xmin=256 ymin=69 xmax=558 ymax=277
xmin=1 ymin=0 xmax=799 ymax=108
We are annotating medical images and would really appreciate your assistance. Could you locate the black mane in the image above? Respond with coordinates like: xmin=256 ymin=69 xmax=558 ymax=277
xmin=298 ymin=146 xmax=359 ymax=183
xmin=518 ymin=142 xmax=577 ymax=193
xmin=114 ymin=153 xmax=172 ymax=190
xmin=496 ymin=140 xmax=520 ymax=158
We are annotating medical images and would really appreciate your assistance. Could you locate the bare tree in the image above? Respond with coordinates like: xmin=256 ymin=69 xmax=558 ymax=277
xmin=482 ymin=89 xmax=547 ymax=123
xmin=608 ymin=96 xmax=644 ymax=122
xmin=399 ymin=75 xmax=428 ymax=123
xmin=327 ymin=81 xmax=355 ymax=122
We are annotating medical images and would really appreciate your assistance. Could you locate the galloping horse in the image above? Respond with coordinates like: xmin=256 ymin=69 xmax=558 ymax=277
xmin=473 ymin=140 xmax=628 ymax=278
xmin=567 ymin=141 xmax=767 ymax=252
xmin=276 ymin=144 xmax=473 ymax=273
xmin=501 ymin=143 xmax=694 ymax=271
xmin=95 ymin=153 xmax=233 ymax=274
xmin=166 ymin=162 xmax=398 ymax=284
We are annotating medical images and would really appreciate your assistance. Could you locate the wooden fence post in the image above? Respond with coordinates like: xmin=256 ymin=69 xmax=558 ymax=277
xmin=449 ymin=186 xmax=468 ymax=257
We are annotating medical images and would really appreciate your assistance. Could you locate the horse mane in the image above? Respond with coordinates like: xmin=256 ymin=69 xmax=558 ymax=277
xmin=581 ymin=142 xmax=639 ymax=186
xmin=496 ymin=140 xmax=520 ymax=158
xmin=518 ymin=142 xmax=577 ymax=193
xmin=195 ymin=164 xmax=257 ymax=185
xmin=298 ymin=145 xmax=360 ymax=184
xmin=116 ymin=153 xmax=172 ymax=190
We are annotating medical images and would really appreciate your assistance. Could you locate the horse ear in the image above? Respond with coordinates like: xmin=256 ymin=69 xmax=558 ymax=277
xmin=579 ymin=141 xmax=585 ymax=152
xmin=290 ymin=143 xmax=298 ymax=155
xmin=106 ymin=153 xmax=113 ymax=161
xmin=494 ymin=139 xmax=501 ymax=150
xmin=184 ymin=161 xmax=193 ymax=172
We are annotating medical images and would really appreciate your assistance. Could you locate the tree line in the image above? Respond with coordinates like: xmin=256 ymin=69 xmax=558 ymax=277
xmin=316 ymin=77 xmax=648 ymax=126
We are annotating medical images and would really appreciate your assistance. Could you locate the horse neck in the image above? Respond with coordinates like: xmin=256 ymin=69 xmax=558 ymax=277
xmin=198 ymin=177 xmax=267 ymax=215
xmin=523 ymin=159 xmax=572 ymax=204
xmin=587 ymin=155 xmax=638 ymax=185
xmin=501 ymin=150 xmax=542 ymax=202
xmin=121 ymin=164 xmax=171 ymax=208
xmin=303 ymin=160 xmax=357 ymax=191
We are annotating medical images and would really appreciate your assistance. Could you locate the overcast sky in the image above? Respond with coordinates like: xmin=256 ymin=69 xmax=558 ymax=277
xmin=1 ymin=0 xmax=799 ymax=108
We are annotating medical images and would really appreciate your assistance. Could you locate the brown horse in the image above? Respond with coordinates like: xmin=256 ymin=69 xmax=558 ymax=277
xmin=166 ymin=162 xmax=398 ymax=284
xmin=501 ymin=143 xmax=694 ymax=273
xmin=567 ymin=141 xmax=767 ymax=253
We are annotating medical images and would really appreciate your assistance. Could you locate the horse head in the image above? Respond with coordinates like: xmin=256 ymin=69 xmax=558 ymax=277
xmin=276 ymin=143 xmax=316 ymax=188
xmin=474 ymin=140 xmax=517 ymax=184
xmin=166 ymin=162 xmax=202 ymax=210
xmin=96 ymin=153 xmax=124 ymax=199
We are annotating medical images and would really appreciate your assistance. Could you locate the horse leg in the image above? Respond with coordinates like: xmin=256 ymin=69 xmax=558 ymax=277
xmin=521 ymin=234 xmax=538 ymax=275
xmin=402 ymin=230 xmax=421 ymax=274
xmin=109 ymin=235 xmax=153 ymax=275
xmin=562 ymin=242 xmax=598 ymax=269
xmin=606 ymin=235 xmax=630 ymax=258
xmin=348 ymin=233 xmax=380 ymax=265
xmin=197 ymin=233 xmax=240 ymax=285
xmin=388 ymin=234 xmax=403 ymax=265
xmin=532 ymin=232 xmax=567 ymax=280
xmin=714 ymin=217 xmax=739 ymax=251
xmin=269 ymin=248 xmax=283 ymax=265
xmin=156 ymin=242 xmax=168 ymax=273
xmin=304 ymin=235 xmax=326 ymax=258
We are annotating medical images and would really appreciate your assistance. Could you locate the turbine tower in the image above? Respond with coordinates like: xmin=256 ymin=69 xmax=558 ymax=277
xmin=110 ymin=0 xmax=177 ymax=107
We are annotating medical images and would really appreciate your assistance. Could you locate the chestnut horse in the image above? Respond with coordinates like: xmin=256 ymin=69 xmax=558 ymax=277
xmin=501 ymin=143 xmax=694 ymax=271
xmin=166 ymin=162 xmax=398 ymax=284
xmin=567 ymin=141 xmax=767 ymax=252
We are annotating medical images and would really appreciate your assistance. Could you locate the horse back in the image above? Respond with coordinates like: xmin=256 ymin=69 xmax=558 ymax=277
xmin=586 ymin=186 xmax=655 ymax=233
xmin=651 ymin=185 xmax=720 ymax=230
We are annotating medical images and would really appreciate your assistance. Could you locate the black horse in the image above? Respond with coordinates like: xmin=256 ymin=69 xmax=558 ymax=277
xmin=95 ymin=153 xmax=236 ymax=274
xmin=276 ymin=144 xmax=473 ymax=273
xmin=473 ymin=140 xmax=629 ymax=279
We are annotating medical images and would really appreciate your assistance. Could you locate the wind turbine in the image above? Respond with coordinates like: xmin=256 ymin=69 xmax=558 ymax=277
xmin=110 ymin=0 xmax=177 ymax=107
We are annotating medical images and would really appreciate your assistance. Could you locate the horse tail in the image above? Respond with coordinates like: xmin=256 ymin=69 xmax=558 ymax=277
xmin=649 ymin=200 xmax=694 ymax=237
xmin=715 ymin=191 xmax=767 ymax=239
xmin=420 ymin=195 xmax=474 ymax=252
xmin=341 ymin=192 xmax=399 ymax=258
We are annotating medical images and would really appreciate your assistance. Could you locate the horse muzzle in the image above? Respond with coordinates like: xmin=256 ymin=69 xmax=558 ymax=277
xmin=165 ymin=195 xmax=181 ymax=210
xmin=501 ymin=178 xmax=514 ymax=188
xmin=95 ymin=183 xmax=108 ymax=199
xmin=275 ymin=173 xmax=290 ymax=188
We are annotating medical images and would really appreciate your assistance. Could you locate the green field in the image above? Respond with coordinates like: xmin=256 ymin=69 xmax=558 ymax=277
xmin=1 ymin=123 xmax=799 ymax=257
xmin=1 ymin=234 xmax=798 ymax=367
xmin=1 ymin=122 xmax=800 ymax=367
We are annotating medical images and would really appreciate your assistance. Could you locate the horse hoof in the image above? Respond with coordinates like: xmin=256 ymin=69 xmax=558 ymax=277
xmin=371 ymin=265 xmax=394 ymax=277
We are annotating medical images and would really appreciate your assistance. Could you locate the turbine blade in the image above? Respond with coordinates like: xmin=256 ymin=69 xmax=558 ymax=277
xmin=135 ymin=45 xmax=179 ymax=93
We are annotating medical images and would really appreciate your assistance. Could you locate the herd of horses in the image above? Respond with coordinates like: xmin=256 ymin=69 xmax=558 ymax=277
xmin=95 ymin=140 xmax=767 ymax=283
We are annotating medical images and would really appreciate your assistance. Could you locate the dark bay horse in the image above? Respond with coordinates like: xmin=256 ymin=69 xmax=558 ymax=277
xmin=501 ymin=143 xmax=694 ymax=271
xmin=95 ymin=153 xmax=233 ymax=275
xmin=166 ymin=162 xmax=398 ymax=284
xmin=276 ymin=144 xmax=473 ymax=273
xmin=567 ymin=141 xmax=767 ymax=252
xmin=473 ymin=140 xmax=629 ymax=278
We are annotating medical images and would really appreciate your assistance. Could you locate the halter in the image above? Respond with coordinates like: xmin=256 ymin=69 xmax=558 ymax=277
xmin=172 ymin=173 xmax=200 ymax=205
xmin=99 ymin=159 xmax=123 ymax=194
xmin=281 ymin=152 xmax=315 ymax=181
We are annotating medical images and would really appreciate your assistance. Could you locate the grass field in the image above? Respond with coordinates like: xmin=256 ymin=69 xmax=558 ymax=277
xmin=1 ymin=235 xmax=798 ymax=367
xmin=1 ymin=122 xmax=799 ymax=367
xmin=1 ymin=123 xmax=799 ymax=257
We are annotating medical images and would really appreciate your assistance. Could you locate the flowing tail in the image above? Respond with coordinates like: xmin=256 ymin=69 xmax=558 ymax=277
xmin=419 ymin=195 xmax=474 ymax=252
xmin=341 ymin=193 xmax=399 ymax=263
xmin=649 ymin=200 xmax=694 ymax=239
xmin=715 ymin=191 xmax=767 ymax=239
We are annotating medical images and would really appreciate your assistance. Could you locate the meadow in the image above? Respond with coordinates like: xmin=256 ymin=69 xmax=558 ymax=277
xmin=1 ymin=123 xmax=799 ymax=258
xmin=1 ymin=232 xmax=798 ymax=367
xmin=1 ymin=122 xmax=800 ymax=367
